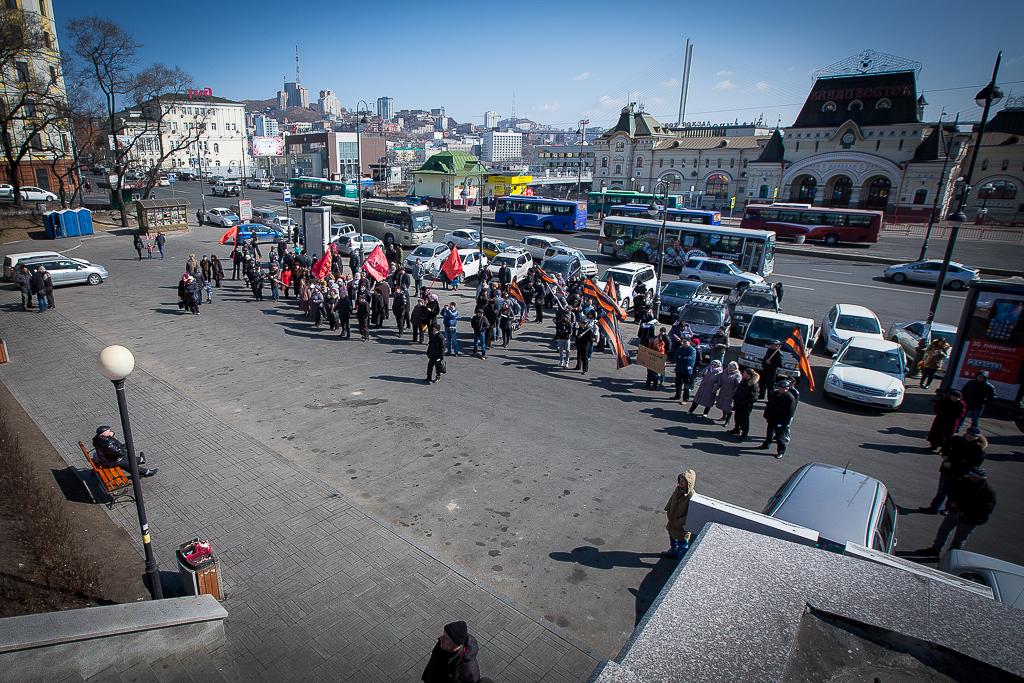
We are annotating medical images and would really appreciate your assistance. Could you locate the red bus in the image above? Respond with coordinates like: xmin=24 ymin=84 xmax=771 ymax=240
xmin=740 ymin=204 xmax=883 ymax=245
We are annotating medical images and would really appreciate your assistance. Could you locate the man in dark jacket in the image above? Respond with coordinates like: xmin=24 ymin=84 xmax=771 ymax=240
xmin=961 ymin=371 xmax=996 ymax=430
xmin=426 ymin=324 xmax=446 ymax=383
xmin=632 ymin=281 xmax=647 ymax=323
xmin=421 ymin=620 xmax=480 ymax=683
xmin=31 ymin=267 xmax=48 ymax=312
xmin=337 ymin=293 xmax=352 ymax=339
xmin=232 ymin=248 xmax=243 ymax=279
xmin=919 ymin=466 xmax=996 ymax=556
xmin=471 ymin=309 xmax=490 ymax=359
xmin=15 ymin=265 xmax=33 ymax=310
xmin=92 ymin=426 xmax=157 ymax=476
xmin=672 ymin=338 xmax=698 ymax=401
xmin=392 ymin=285 xmax=409 ymax=336
xmin=356 ymin=295 xmax=370 ymax=341
xmin=920 ymin=426 xmax=987 ymax=515
xmin=729 ymin=368 xmax=760 ymax=439
xmin=637 ymin=305 xmax=656 ymax=347
xmin=759 ymin=340 xmax=783 ymax=399
xmin=759 ymin=378 xmax=798 ymax=458
xmin=498 ymin=263 xmax=512 ymax=288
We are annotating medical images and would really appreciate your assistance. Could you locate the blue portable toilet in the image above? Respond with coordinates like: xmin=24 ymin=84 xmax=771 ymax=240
xmin=61 ymin=209 xmax=80 ymax=237
xmin=75 ymin=208 xmax=94 ymax=235
xmin=43 ymin=211 xmax=64 ymax=239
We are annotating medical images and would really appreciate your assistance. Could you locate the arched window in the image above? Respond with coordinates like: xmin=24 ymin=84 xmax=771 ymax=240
xmin=981 ymin=159 xmax=989 ymax=171
xmin=865 ymin=177 xmax=891 ymax=210
xmin=636 ymin=156 xmax=643 ymax=168
xmin=601 ymin=157 xmax=608 ymax=168
xmin=730 ymin=158 xmax=735 ymax=168
xmin=913 ymin=188 xmax=928 ymax=205
xmin=705 ymin=158 xmax=710 ymax=168
xmin=797 ymin=177 xmax=817 ymax=201
xmin=979 ymin=180 xmax=1017 ymax=200
xmin=213 ymin=143 xmax=219 ymax=153
xmin=705 ymin=174 xmax=729 ymax=201
xmin=830 ymin=176 xmax=853 ymax=207
xmin=615 ymin=140 xmax=625 ymax=151
xmin=743 ymin=159 xmax=748 ymax=168
xmin=759 ymin=184 xmax=770 ymax=199
xmin=614 ymin=164 xmax=622 ymax=175
xmin=659 ymin=158 xmax=663 ymax=168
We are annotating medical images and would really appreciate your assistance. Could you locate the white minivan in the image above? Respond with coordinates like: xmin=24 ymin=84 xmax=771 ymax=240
xmin=738 ymin=310 xmax=818 ymax=383
xmin=4 ymin=251 xmax=62 ymax=280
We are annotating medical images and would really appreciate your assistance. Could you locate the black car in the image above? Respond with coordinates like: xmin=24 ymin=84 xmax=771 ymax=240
xmin=542 ymin=254 xmax=582 ymax=282
xmin=658 ymin=279 xmax=710 ymax=323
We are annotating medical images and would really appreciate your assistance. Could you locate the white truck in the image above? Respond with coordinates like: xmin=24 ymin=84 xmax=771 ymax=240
xmin=737 ymin=310 xmax=818 ymax=382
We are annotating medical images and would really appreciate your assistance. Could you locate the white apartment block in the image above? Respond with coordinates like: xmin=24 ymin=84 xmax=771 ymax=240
xmin=319 ymin=89 xmax=341 ymax=118
xmin=482 ymin=130 xmax=522 ymax=163
xmin=254 ymin=115 xmax=279 ymax=137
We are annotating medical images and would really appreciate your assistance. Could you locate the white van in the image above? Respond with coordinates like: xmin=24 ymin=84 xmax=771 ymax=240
xmin=4 ymin=251 xmax=62 ymax=280
xmin=738 ymin=310 xmax=818 ymax=381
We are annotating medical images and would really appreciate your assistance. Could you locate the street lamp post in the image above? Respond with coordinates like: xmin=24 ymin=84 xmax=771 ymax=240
xmin=576 ymin=119 xmax=588 ymax=201
xmin=356 ymin=100 xmax=370 ymax=241
xmin=978 ymin=183 xmax=995 ymax=222
xmin=914 ymin=52 xmax=1003 ymax=380
xmin=647 ymin=181 xmax=671 ymax=315
xmin=96 ymin=345 xmax=163 ymax=600
xmin=461 ymin=174 xmax=485 ymax=264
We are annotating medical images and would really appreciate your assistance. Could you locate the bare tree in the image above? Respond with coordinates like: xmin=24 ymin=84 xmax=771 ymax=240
xmin=0 ymin=11 xmax=67 ymax=206
xmin=45 ymin=57 xmax=104 ymax=208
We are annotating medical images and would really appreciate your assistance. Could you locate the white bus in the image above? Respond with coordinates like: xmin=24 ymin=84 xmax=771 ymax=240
xmin=320 ymin=195 xmax=434 ymax=249
xmin=598 ymin=215 xmax=776 ymax=277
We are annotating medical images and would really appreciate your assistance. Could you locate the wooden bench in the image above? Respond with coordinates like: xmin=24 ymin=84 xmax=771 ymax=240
xmin=78 ymin=441 xmax=134 ymax=508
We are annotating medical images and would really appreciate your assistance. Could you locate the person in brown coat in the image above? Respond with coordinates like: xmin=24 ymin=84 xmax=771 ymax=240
xmin=661 ymin=470 xmax=697 ymax=558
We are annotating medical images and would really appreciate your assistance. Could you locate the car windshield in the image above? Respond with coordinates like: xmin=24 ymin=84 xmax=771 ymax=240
xmin=412 ymin=214 xmax=433 ymax=232
xmin=545 ymin=261 xmax=574 ymax=277
xmin=490 ymin=240 xmax=510 ymax=252
xmin=662 ymin=282 xmax=699 ymax=298
xmin=726 ymin=262 xmax=744 ymax=274
xmin=680 ymin=307 xmax=723 ymax=326
xmin=411 ymin=246 xmax=436 ymax=257
xmin=747 ymin=318 xmax=810 ymax=346
xmin=838 ymin=346 xmax=903 ymax=375
xmin=737 ymin=291 xmax=776 ymax=309
xmin=493 ymin=256 xmax=515 ymax=268
xmin=600 ymin=270 xmax=635 ymax=287
xmin=837 ymin=314 xmax=881 ymax=334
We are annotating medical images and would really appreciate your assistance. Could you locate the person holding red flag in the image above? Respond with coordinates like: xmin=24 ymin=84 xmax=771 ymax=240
xmin=312 ymin=250 xmax=332 ymax=280
xmin=440 ymin=246 xmax=464 ymax=290
xmin=361 ymin=244 xmax=390 ymax=282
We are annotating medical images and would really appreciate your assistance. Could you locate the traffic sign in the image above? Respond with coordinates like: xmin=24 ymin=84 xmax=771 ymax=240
xmin=167 ymin=173 xmax=176 ymax=183
xmin=282 ymin=188 xmax=291 ymax=203
xmin=730 ymin=196 xmax=735 ymax=209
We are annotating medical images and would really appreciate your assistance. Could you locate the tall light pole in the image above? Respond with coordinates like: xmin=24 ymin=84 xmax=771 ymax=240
xmin=915 ymin=52 xmax=1003 ymax=380
xmin=647 ymin=180 xmax=671 ymax=315
xmin=576 ymin=119 xmax=588 ymax=201
xmin=978 ymin=182 xmax=995 ymax=222
xmin=461 ymin=173 xmax=485 ymax=263
xmin=356 ymin=100 xmax=370 ymax=241
xmin=96 ymin=345 xmax=162 ymax=600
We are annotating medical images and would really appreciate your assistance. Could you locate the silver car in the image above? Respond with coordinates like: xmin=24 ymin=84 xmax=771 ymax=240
xmin=886 ymin=321 xmax=958 ymax=375
xmin=939 ymin=550 xmax=1024 ymax=610
xmin=680 ymin=256 xmax=766 ymax=290
xmin=883 ymin=260 xmax=979 ymax=291
xmin=21 ymin=256 xmax=107 ymax=286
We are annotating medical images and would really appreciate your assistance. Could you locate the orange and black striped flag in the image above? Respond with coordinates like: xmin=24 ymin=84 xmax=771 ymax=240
xmin=583 ymin=278 xmax=628 ymax=321
xmin=508 ymin=281 xmax=528 ymax=327
xmin=783 ymin=327 xmax=815 ymax=391
xmin=534 ymin=265 xmax=557 ymax=287
xmin=597 ymin=314 xmax=631 ymax=369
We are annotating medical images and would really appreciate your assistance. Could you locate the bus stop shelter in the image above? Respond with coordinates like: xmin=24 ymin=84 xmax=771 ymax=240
xmin=134 ymin=198 xmax=191 ymax=234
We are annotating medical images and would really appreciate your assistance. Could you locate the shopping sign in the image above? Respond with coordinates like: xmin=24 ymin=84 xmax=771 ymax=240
xmin=237 ymin=198 xmax=252 ymax=221
xmin=282 ymin=188 xmax=291 ymax=202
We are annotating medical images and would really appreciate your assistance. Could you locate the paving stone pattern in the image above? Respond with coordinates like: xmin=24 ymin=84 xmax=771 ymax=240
xmin=0 ymin=306 xmax=599 ymax=682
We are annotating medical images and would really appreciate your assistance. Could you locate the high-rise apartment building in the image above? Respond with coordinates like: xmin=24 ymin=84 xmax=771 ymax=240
xmin=377 ymin=97 xmax=394 ymax=120
xmin=254 ymin=115 xmax=280 ymax=138
xmin=484 ymin=111 xmax=499 ymax=129
xmin=278 ymin=81 xmax=308 ymax=109
xmin=482 ymin=130 xmax=522 ymax=162
xmin=319 ymin=90 xmax=341 ymax=118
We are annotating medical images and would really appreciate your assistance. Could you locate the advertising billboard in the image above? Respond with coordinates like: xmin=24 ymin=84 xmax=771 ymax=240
xmin=251 ymin=136 xmax=284 ymax=156
xmin=944 ymin=281 xmax=1024 ymax=406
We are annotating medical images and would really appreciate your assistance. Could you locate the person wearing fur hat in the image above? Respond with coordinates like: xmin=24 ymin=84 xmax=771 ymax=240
xmin=421 ymin=620 xmax=480 ymax=683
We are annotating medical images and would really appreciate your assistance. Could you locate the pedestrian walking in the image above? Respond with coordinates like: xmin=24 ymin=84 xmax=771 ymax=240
xmin=713 ymin=361 xmax=742 ymax=426
xmin=31 ymin=266 xmax=47 ymax=312
xmin=920 ymin=425 xmax=988 ymax=515
xmin=926 ymin=390 xmax=967 ymax=451
xmin=42 ymin=267 xmax=54 ymax=309
xmin=250 ymin=267 xmax=264 ymax=301
xmin=154 ymin=231 xmax=166 ymax=258
xmin=689 ymin=359 xmax=721 ymax=412
xmin=499 ymin=301 xmax=514 ymax=347
xmin=442 ymin=302 xmax=460 ymax=356
xmin=356 ymin=295 xmax=370 ymax=341
xmin=426 ymin=324 xmax=446 ymax=383
xmin=337 ymin=291 xmax=352 ymax=339
xmin=759 ymin=378 xmax=798 ymax=458
xmin=133 ymin=232 xmax=145 ymax=260
xmin=759 ymin=340 xmax=783 ymax=399
xmin=210 ymin=254 xmax=224 ymax=288
xmin=672 ymin=337 xmax=698 ymax=401
xmin=918 ymin=337 xmax=950 ymax=389
xmin=644 ymin=331 xmax=667 ymax=388
xmin=575 ymin=311 xmax=595 ymax=375
xmin=471 ymin=308 xmax=490 ymax=359
xmin=310 ymin=285 xmax=324 ymax=328
xmin=146 ymin=241 xmax=154 ymax=259
xmin=420 ymin=620 xmax=480 ymax=683
xmin=554 ymin=312 xmax=572 ymax=367
xmin=393 ymin=285 xmax=410 ymax=337
xmin=411 ymin=298 xmax=427 ymax=343
xmin=632 ymin=280 xmax=647 ymax=324
xmin=917 ymin=467 xmax=996 ymax=556
xmin=773 ymin=281 xmax=784 ymax=307
xmin=961 ymin=371 xmax=996 ymax=430
xmin=729 ymin=368 xmax=759 ymax=440
xmin=232 ymin=248 xmax=243 ymax=280
xmin=15 ymin=265 xmax=33 ymax=310
xmin=411 ymin=258 xmax=424 ymax=293
xmin=183 ymin=274 xmax=202 ymax=314
xmin=660 ymin=470 xmax=696 ymax=558
xmin=200 ymin=256 xmax=213 ymax=303
xmin=269 ymin=267 xmax=282 ymax=302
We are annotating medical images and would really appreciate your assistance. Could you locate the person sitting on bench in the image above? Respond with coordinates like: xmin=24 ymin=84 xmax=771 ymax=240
xmin=92 ymin=426 xmax=157 ymax=477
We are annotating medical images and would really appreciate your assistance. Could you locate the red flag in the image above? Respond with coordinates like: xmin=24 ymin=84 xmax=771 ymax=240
xmin=312 ymin=251 xmax=332 ymax=279
xmin=783 ymin=327 xmax=815 ymax=391
xmin=441 ymin=246 xmax=464 ymax=280
xmin=361 ymin=244 xmax=389 ymax=281
xmin=219 ymin=226 xmax=237 ymax=245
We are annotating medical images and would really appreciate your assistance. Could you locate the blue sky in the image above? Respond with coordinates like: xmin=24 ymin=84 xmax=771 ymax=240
xmin=57 ymin=0 xmax=1024 ymax=130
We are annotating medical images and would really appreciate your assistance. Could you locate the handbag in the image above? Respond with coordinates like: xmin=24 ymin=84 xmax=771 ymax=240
xmin=439 ymin=360 xmax=447 ymax=374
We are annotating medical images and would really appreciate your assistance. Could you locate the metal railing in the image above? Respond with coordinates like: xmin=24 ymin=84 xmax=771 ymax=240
xmin=881 ymin=222 xmax=1024 ymax=243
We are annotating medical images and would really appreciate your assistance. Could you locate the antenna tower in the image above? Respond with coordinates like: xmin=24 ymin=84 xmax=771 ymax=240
xmin=295 ymin=45 xmax=300 ymax=83
xmin=511 ymin=92 xmax=516 ymax=122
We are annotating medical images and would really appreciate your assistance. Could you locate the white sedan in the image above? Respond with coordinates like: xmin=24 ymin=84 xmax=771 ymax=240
xmin=441 ymin=229 xmax=480 ymax=249
xmin=824 ymin=337 xmax=907 ymax=410
xmin=158 ymin=178 xmax=170 ymax=186
xmin=427 ymin=248 xmax=487 ymax=281
xmin=0 ymin=183 xmax=12 ymax=198
xmin=336 ymin=233 xmax=383 ymax=256
xmin=203 ymin=208 xmax=240 ymax=227
xmin=19 ymin=186 xmax=58 ymax=201
xmin=821 ymin=303 xmax=884 ymax=355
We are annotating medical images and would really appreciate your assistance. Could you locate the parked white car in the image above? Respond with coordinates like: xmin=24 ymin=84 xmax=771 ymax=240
xmin=336 ymin=233 xmax=383 ymax=256
xmin=19 ymin=186 xmax=57 ymax=201
xmin=427 ymin=248 xmax=487 ymax=281
xmin=824 ymin=337 xmax=906 ymax=410
xmin=329 ymin=223 xmax=357 ymax=243
xmin=520 ymin=235 xmax=566 ymax=260
xmin=940 ymin=550 xmax=1024 ymax=610
xmin=488 ymin=250 xmax=534 ymax=282
xmin=441 ymin=229 xmax=480 ymax=249
xmin=596 ymin=263 xmax=657 ymax=311
xmin=886 ymin=321 xmax=958 ymax=376
xmin=203 ymin=208 xmax=239 ymax=227
xmin=0 ymin=183 xmax=13 ymax=198
xmin=404 ymin=242 xmax=451 ymax=273
xmin=679 ymin=256 xmax=765 ymax=289
xmin=821 ymin=303 xmax=884 ymax=354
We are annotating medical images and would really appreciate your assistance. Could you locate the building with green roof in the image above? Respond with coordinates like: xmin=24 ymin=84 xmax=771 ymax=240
xmin=410 ymin=151 xmax=489 ymax=208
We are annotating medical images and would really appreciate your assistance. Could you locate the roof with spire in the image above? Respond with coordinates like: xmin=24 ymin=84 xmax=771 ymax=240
xmin=599 ymin=104 xmax=674 ymax=139
xmin=413 ymin=151 xmax=487 ymax=176
xmin=756 ymin=129 xmax=786 ymax=162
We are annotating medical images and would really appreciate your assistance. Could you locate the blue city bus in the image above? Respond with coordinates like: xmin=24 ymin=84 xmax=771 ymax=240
xmin=609 ymin=204 xmax=722 ymax=226
xmin=494 ymin=196 xmax=587 ymax=231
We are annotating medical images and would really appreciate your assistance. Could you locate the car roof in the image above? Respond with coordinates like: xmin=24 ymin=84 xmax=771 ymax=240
xmin=494 ymin=251 xmax=527 ymax=259
xmin=607 ymin=262 xmax=652 ymax=273
xmin=7 ymin=251 xmax=61 ymax=261
xmin=768 ymin=462 xmax=886 ymax=547
xmin=415 ymin=242 xmax=447 ymax=249
xmin=750 ymin=310 xmax=815 ymax=325
xmin=687 ymin=256 xmax=732 ymax=264
xmin=844 ymin=337 xmax=900 ymax=352
xmin=545 ymin=254 xmax=577 ymax=263
xmin=903 ymin=321 xmax=958 ymax=333
xmin=835 ymin=303 xmax=878 ymax=317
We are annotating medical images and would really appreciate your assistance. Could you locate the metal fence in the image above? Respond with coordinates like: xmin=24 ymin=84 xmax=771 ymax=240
xmin=882 ymin=223 xmax=1024 ymax=243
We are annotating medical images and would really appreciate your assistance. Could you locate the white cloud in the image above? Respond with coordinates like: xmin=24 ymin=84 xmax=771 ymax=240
xmin=535 ymin=101 xmax=561 ymax=112
xmin=659 ymin=78 xmax=679 ymax=88
xmin=712 ymin=80 xmax=735 ymax=91
xmin=716 ymin=70 xmax=733 ymax=76
xmin=754 ymin=80 xmax=770 ymax=91
xmin=573 ymin=72 xmax=591 ymax=80
xmin=598 ymin=95 xmax=626 ymax=109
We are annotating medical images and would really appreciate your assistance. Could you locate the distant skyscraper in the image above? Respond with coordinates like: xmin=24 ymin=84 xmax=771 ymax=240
xmin=319 ymin=90 xmax=341 ymax=117
xmin=280 ymin=81 xmax=308 ymax=109
xmin=430 ymin=107 xmax=445 ymax=117
xmin=254 ymin=115 xmax=280 ymax=137
xmin=377 ymin=97 xmax=394 ymax=121
xmin=484 ymin=111 xmax=499 ymax=129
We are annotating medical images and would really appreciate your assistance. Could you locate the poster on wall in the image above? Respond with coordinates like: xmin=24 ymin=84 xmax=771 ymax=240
xmin=251 ymin=136 xmax=284 ymax=156
xmin=951 ymin=288 xmax=1024 ymax=402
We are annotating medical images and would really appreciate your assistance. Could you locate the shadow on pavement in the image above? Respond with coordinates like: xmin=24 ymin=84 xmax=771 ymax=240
xmin=858 ymin=442 xmax=917 ymax=455
xmin=371 ymin=374 xmax=434 ymax=385
xmin=549 ymin=545 xmax=661 ymax=570
xmin=50 ymin=467 xmax=94 ymax=504
xmin=629 ymin=556 xmax=680 ymax=626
